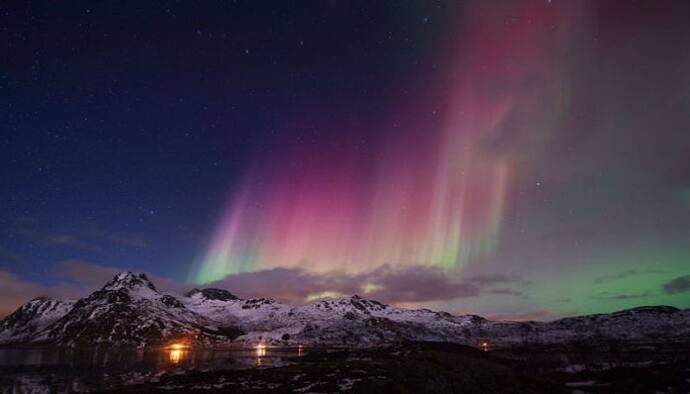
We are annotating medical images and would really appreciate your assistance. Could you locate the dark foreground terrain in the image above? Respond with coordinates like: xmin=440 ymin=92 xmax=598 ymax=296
xmin=93 ymin=342 xmax=690 ymax=394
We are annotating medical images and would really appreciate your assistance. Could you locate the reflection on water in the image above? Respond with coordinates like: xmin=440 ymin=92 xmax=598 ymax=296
xmin=254 ymin=343 xmax=267 ymax=366
xmin=0 ymin=346 xmax=306 ymax=393
xmin=255 ymin=343 xmax=267 ymax=358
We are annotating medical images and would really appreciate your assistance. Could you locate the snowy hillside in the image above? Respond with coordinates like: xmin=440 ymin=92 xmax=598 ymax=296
xmin=183 ymin=288 xmax=291 ymax=330
xmin=221 ymin=294 xmax=483 ymax=347
xmin=503 ymin=305 xmax=690 ymax=346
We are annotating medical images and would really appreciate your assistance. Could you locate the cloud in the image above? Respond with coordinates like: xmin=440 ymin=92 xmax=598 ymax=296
xmin=465 ymin=273 xmax=526 ymax=287
xmin=0 ymin=271 xmax=49 ymax=315
xmin=363 ymin=265 xmax=480 ymax=303
xmin=46 ymin=234 xmax=101 ymax=251
xmin=205 ymin=264 xmax=491 ymax=305
xmin=0 ymin=271 xmax=85 ymax=317
xmin=461 ymin=273 xmax=528 ymax=300
xmin=0 ymin=246 xmax=23 ymax=263
xmin=79 ymin=224 xmax=147 ymax=248
xmin=488 ymin=288 xmax=527 ymax=298
xmin=12 ymin=219 xmax=146 ymax=252
xmin=594 ymin=268 xmax=665 ymax=284
xmin=663 ymin=275 xmax=690 ymax=294
xmin=205 ymin=267 xmax=338 ymax=303
xmin=106 ymin=235 xmax=147 ymax=248
xmin=590 ymin=290 xmax=655 ymax=300
xmin=14 ymin=228 xmax=101 ymax=251
xmin=595 ymin=269 xmax=637 ymax=284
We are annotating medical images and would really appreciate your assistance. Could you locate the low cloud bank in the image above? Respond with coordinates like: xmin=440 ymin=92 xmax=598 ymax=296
xmin=206 ymin=264 xmax=483 ymax=304
xmin=663 ymin=275 xmax=690 ymax=294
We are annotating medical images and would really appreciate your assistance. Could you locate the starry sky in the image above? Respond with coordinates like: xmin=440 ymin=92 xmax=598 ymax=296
xmin=2 ymin=1 xmax=690 ymax=319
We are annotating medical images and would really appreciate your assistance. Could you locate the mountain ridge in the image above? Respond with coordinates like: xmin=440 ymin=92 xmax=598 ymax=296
xmin=1 ymin=272 xmax=688 ymax=348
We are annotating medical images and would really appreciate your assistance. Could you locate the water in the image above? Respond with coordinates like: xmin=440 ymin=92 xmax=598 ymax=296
xmin=0 ymin=346 xmax=304 ymax=393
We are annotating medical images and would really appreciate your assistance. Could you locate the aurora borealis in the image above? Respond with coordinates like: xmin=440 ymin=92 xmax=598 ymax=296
xmin=2 ymin=1 xmax=690 ymax=319
xmin=196 ymin=1 xmax=574 ymax=281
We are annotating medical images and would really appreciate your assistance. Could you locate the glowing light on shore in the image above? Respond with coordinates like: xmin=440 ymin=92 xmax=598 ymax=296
xmin=255 ymin=343 xmax=267 ymax=358
xmin=167 ymin=343 xmax=188 ymax=364
xmin=479 ymin=341 xmax=490 ymax=352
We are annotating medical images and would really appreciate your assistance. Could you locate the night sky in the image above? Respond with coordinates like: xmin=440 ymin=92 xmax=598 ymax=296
xmin=2 ymin=1 xmax=690 ymax=320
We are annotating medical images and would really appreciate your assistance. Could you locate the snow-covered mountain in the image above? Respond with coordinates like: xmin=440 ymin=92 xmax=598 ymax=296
xmin=183 ymin=288 xmax=290 ymax=330
xmin=181 ymin=290 xmax=690 ymax=348
xmin=0 ymin=297 xmax=76 ymax=344
xmin=480 ymin=305 xmax=690 ymax=346
xmin=4 ymin=273 xmax=242 ymax=347
xmin=1 ymin=272 xmax=688 ymax=349
xmin=209 ymin=294 xmax=483 ymax=347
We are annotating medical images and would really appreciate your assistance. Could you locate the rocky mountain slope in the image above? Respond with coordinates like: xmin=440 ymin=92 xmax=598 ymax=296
xmin=0 ymin=297 xmax=76 ymax=344
xmin=1 ymin=272 xmax=688 ymax=348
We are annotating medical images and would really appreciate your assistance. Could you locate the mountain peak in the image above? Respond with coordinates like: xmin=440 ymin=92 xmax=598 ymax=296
xmin=348 ymin=294 xmax=388 ymax=311
xmin=29 ymin=296 xmax=52 ymax=303
xmin=102 ymin=272 xmax=157 ymax=292
xmin=185 ymin=288 xmax=239 ymax=301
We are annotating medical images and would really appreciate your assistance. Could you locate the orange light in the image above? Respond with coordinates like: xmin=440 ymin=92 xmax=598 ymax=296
xmin=167 ymin=342 xmax=188 ymax=363
xmin=479 ymin=341 xmax=490 ymax=352
xmin=255 ymin=343 xmax=267 ymax=357
xmin=169 ymin=348 xmax=183 ymax=363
